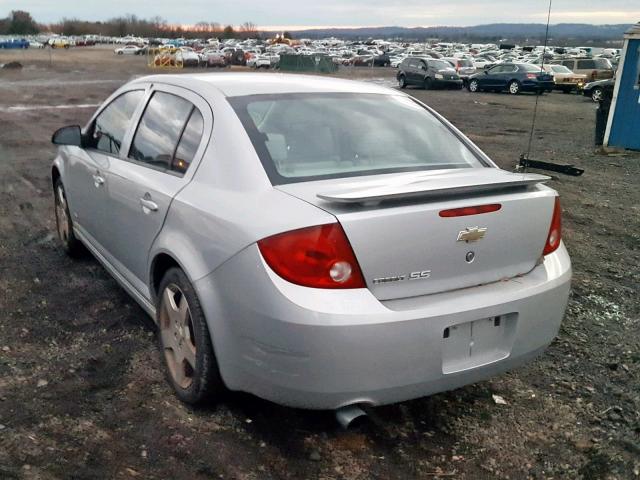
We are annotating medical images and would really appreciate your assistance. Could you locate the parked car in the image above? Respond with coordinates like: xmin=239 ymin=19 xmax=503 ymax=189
xmin=390 ymin=56 xmax=405 ymax=68
xmin=204 ymin=51 xmax=228 ymax=68
xmin=0 ymin=38 xmax=29 ymax=49
xmin=249 ymin=54 xmax=279 ymax=69
xmin=542 ymin=64 xmax=587 ymax=93
xmin=583 ymin=78 xmax=615 ymax=102
xmin=50 ymin=73 xmax=570 ymax=411
xmin=179 ymin=47 xmax=201 ymax=68
xmin=467 ymin=63 xmax=554 ymax=94
xmin=49 ymin=38 xmax=71 ymax=49
xmin=397 ymin=57 xmax=463 ymax=89
xmin=443 ymin=57 xmax=477 ymax=85
xmin=114 ymin=45 xmax=140 ymax=55
xmin=551 ymin=58 xmax=614 ymax=81
xmin=351 ymin=55 xmax=375 ymax=67
xmin=29 ymin=40 xmax=45 ymax=49
xmin=472 ymin=56 xmax=496 ymax=70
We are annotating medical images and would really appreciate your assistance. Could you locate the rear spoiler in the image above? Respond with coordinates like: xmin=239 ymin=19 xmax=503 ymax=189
xmin=317 ymin=170 xmax=550 ymax=204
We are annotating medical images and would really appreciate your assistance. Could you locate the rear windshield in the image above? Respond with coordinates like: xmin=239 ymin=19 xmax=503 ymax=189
xmin=459 ymin=59 xmax=474 ymax=67
xmin=229 ymin=93 xmax=484 ymax=185
xmin=551 ymin=65 xmax=572 ymax=73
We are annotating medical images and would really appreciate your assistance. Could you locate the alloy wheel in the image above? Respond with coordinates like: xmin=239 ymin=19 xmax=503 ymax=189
xmin=159 ymin=284 xmax=197 ymax=389
xmin=592 ymin=88 xmax=603 ymax=102
xmin=469 ymin=80 xmax=479 ymax=92
xmin=55 ymin=185 xmax=70 ymax=244
xmin=509 ymin=81 xmax=520 ymax=94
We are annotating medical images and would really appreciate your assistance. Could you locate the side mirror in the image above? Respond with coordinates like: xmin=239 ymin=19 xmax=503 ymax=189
xmin=52 ymin=125 xmax=82 ymax=147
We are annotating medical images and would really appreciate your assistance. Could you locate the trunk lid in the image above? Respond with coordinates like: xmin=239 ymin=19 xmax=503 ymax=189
xmin=277 ymin=168 xmax=556 ymax=301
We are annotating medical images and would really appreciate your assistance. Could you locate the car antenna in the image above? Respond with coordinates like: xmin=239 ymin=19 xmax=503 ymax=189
xmin=517 ymin=0 xmax=584 ymax=177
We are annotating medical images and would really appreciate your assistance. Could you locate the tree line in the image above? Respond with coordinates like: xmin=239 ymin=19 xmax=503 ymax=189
xmin=0 ymin=10 xmax=263 ymax=39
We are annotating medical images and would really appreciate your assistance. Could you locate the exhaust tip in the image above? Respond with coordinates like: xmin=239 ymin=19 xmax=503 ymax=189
xmin=335 ymin=404 xmax=368 ymax=429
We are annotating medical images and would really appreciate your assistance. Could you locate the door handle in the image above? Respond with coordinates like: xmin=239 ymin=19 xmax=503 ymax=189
xmin=92 ymin=173 xmax=105 ymax=188
xmin=140 ymin=197 xmax=158 ymax=213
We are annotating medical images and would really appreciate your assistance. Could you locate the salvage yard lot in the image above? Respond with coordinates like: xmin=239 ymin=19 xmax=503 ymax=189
xmin=0 ymin=46 xmax=638 ymax=479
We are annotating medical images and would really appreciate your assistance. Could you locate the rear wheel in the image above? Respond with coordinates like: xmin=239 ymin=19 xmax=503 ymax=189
xmin=53 ymin=179 xmax=84 ymax=257
xmin=508 ymin=80 xmax=521 ymax=95
xmin=157 ymin=267 xmax=224 ymax=405
xmin=398 ymin=75 xmax=407 ymax=89
xmin=423 ymin=77 xmax=433 ymax=90
xmin=468 ymin=79 xmax=479 ymax=92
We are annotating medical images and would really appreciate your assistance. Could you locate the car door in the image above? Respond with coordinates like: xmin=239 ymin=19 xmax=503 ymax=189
xmin=100 ymin=85 xmax=211 ymax=298
xmin=500 ymin=64 xmax=518 ymax=88
xmin=404 ymin=59 xmax=416 ymax=84
xmin=480 ymin=65 xmax=502 ymax=88
xmin=65 ymin=89 xmax=145 ymax=251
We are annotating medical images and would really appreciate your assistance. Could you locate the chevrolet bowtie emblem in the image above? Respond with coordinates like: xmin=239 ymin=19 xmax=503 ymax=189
xmin=457 ymin=226 xmax=487 ymax=243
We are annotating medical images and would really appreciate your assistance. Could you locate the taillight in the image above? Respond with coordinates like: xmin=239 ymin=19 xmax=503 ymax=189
xmin=439 ymin=203 xmax=501 ymax=217
xmin=258 ymin=223 xmax=366 ymax=289
xmin=543 ymin=197 xmax=562 ymax=255
xmin=526 ymin=73 xmax=537 ymax=79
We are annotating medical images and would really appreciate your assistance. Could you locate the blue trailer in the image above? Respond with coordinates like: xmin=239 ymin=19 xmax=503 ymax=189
xmin=604 ymin=23 xmax=640 ymax=151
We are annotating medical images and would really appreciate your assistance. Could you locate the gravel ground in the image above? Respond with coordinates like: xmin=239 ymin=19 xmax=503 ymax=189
xmin=0 ymin=47 xmax=638 ymax=480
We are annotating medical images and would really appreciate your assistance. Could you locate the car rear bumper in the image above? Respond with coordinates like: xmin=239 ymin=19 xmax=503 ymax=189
xmin=195 ymin=243 xmax=571 ymax=410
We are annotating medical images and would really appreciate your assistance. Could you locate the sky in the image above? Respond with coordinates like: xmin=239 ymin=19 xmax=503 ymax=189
xmin=3 ymin=0 xmax=639 ymax=29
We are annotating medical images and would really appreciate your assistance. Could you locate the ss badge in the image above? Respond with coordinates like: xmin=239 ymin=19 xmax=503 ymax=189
xmin=409 ymin=270 xmax=431 ymax=280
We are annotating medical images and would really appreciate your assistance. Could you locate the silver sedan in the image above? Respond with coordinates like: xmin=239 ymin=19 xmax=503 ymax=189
xmin=51 ymin=73 xmax=571 ymax=410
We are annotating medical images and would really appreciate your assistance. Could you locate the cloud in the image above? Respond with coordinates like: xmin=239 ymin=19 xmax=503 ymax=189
xmin=3 ymin=0 xmax=639 ymax=27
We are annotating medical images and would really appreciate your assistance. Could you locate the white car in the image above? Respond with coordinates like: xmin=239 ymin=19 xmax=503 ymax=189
xmin=472 ymin=58 xmax=494 ymax=69
xmin=252 ymin=54 xmax=279 ymax=69
xmin=178 ymin=48 xmax=201 ymax=67
xmin=115 ymin=45 xmax=140 ymax=55
xmin=50 ymin=73 xmax=570 ymax=416
xmin=390 ymin=56 xmax=406 ymax=68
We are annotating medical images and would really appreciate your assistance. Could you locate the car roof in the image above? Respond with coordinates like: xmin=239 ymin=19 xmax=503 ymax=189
xmin=132 ymin=72 xmax=396 ymax=98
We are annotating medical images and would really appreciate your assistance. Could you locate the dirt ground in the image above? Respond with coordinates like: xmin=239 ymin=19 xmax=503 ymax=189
xmin=0 ymin=46 xmax=638 ymax=480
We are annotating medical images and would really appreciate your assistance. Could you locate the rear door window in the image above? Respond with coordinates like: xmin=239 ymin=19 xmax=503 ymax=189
xmin=129 ymin=91 xmax=195 ymax=171
xmin=90 ymin=90 xmax=144 ymax=155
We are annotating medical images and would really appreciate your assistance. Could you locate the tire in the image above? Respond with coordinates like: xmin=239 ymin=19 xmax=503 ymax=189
xmin=591 ymin=87 xmax=603 ymax=103
xmin=398 ymin=75 xmax=407 ymax=89
xmin=157 ymin=267 xmax=224 ymax=405
xmin=468 ymin=79 xmax=480 ymax=92
xmin=423 ymin=77 xmax=433 ymax=90
xmin=118 ymin=51 xmax=123 ymax=55
xmin=53 ymin=179 xmax=84 ymax=257
xmin=508 ymin=80 xmax=521 ymax=95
